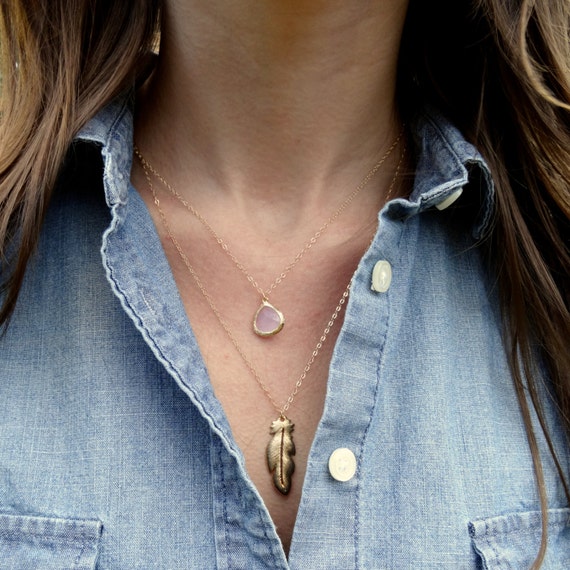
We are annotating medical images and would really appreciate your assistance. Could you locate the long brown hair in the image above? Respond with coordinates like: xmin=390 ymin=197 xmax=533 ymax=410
xmin=0 ymin=0 xmax=160 ymax=323
xmin=402 ymin=3 xmax=570 ymax=566
xmin=399 ymin=3 xmax=570 ymax=566
xmin=1 ymin=1 xmax=569 ymax=566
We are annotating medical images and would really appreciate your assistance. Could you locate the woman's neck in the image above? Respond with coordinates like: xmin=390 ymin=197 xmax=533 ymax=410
xmin=135 ymin=0 xmax=409 ymax=217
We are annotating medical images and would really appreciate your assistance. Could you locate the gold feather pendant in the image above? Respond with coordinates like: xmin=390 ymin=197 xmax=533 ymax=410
xmin=266 ymin=416 xmax=296 ymax=495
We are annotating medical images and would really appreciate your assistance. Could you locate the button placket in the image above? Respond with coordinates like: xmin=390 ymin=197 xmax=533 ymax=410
xmin=290 ymin=213 xmax=404 ymax=569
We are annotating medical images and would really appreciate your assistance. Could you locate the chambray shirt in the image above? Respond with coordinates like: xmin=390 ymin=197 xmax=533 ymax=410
xmin=0 ymin=97 xmax=569 ymax=570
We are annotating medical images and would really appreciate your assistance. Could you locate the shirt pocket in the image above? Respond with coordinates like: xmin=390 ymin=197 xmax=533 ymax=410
xmin=0 ymin=513 xmax=102 ymax=570
xmin=469 ymin=508 xmax=570 ymax=569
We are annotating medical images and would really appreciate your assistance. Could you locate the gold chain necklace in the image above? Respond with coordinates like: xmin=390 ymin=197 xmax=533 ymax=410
xmin=139 ymin=147 xmax=405 ymax=495
xmin=134 ymin=131 xmax=402 ymax=339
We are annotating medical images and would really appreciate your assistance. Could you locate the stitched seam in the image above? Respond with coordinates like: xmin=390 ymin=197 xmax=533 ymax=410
xmin=354 ymin=222 xmax=402 ymax=569
xmin=218 ymin=443 xmax=232 ymax=570
xmin=141 ymin=289 xmax=157 ymax=316
xmin=255 ymin=494 xmax=284 ymax=566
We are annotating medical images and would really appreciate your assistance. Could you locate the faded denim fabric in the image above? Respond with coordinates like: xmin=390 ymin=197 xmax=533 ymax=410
xmin=0 ymin=97 xmax=569 ymax=569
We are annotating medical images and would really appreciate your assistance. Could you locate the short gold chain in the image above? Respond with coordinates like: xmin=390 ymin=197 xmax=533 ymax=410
xmin=138 ymin=145 xmax=404 ymax=415
xmin=135 ymin=129 xmax=403 ymax=300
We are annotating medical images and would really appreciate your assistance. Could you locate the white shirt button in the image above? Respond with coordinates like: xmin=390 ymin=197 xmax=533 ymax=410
xmin=328 ymin=448 xmax=357 ymax=482
xmin=435 ymin=188 xmax=463 ymax=210
xmin=371 ymin=260 xmax=392 ymax=293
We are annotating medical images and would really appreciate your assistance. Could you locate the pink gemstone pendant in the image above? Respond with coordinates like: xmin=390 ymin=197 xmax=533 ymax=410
xmin=253 ymin=299 xmax=285 ymax=337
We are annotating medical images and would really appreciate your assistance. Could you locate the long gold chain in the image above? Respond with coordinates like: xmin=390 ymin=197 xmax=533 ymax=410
xmin=140 ymin=145 xmax=405 ymax=413
xmin=139 ymin=146 xmax=405 ymax=494
xmin=144 ymin=171 xmax=350 ymax=413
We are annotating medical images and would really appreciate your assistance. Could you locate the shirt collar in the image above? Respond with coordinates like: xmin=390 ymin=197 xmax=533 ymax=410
xmin=409 ymin=107 xmax=494 ymax=239
xmin=75 ymin=96 xmax=494 ymax=239
xmin=75 ymin=94 xmax=134 ymax=208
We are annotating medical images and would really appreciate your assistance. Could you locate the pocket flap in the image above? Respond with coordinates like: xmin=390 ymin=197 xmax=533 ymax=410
xmin=469 ymin=508 xmax=570 ymax=569
xmin=0 ymin=513 xmax=102 ymax=570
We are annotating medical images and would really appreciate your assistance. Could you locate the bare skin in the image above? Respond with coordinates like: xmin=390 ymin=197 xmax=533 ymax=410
xmin=133 ymin=0 xmax=409 ymax=556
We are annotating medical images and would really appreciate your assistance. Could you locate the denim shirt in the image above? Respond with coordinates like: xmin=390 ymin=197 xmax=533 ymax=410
xmin=0 ymin=96 xmax=569 ymax=569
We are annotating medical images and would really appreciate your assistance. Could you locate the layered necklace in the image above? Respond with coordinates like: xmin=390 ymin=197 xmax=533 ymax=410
xmin=135 ymin=132 xmax=402 ymax=339
xmin=136 ymin=136 xmax=405 ymax=495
